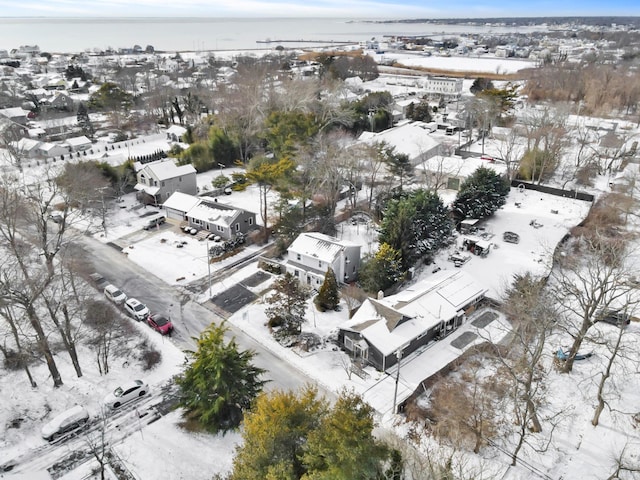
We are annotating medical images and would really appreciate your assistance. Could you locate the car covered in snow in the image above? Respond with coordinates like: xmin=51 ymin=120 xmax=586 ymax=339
xmin=502 ymin=231 xmax=520 ymax=244
xmin=41 ymin=405 xmax=90 ymax=441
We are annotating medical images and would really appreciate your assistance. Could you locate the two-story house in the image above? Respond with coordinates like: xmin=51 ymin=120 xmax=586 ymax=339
xmin=163 ymin=192 xmax=257 ymax=240
xmin=134 ymin=158 xmax=197 ymax=205
xmin=286 ymin=232 xmax=361 ymax=288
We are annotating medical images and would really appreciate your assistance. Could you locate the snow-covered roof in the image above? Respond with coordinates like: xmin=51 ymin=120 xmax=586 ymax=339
xmin=187 ymin=200 xmax=238 ymax=226
xmin=163 ymin=192 xmax=200 ymax=213
xmin=343 ymin=269 xmax=487 ymax=356
xmin=142 ymin=158 xmax=196 ymax=181
xmin=358 ymin=122 xmax=442 ymax=160
xmin=15 ymin=137 xmax=41 ymax=151
xmin=288 ymin=232 xmax=360 ymax=264
xmin=134 ymin=184 xmax=160 ymax=195
xmin=166 ymin=124 xmax=187 ymax=136
xmin=0 ymin=106 xmax=28 ymax=119
xmin=65 ymin=135 xmax=91 ymax=147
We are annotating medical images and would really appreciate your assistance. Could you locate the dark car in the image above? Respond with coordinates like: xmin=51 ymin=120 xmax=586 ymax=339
xmin=147 ymin=314 xmax=174 ymax=335
xmin=597 ymin=309 xmax=631 ymax=327
xmin=503 ymin=231 xmax=520 ymax=244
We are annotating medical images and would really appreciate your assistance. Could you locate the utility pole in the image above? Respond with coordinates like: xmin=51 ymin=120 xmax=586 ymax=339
xmin=392 ymin=348 xmax=403 ymax=414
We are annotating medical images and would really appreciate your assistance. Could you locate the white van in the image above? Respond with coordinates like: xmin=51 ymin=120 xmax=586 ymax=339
xmin=41 ymin=405 xmax=89 ymax=441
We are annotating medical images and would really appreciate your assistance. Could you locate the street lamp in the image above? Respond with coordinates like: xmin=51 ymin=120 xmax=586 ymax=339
xmin=217 ymin=163 xmax=225 ymax=176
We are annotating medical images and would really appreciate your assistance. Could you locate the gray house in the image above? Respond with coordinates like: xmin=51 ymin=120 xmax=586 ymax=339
xmin=135 ymin=158 xmax=197 ymax=205
xmin=163 ymin=192 xmax=257 ymax=240
xmin=339 ymin=269 xmax=486 ymax=371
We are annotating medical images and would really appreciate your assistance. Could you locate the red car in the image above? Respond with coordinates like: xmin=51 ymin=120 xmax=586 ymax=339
xmin=147 ymin=314 xmax=174 ymax=335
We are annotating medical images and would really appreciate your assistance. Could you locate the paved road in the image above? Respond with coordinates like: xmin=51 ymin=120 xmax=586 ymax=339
xmin=71 ymin=234 xmax=312 ymax=392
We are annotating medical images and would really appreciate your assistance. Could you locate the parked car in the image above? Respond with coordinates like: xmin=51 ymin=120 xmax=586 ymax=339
xmin=124 ymin=298 xmax=150 ymax=321
xmin=503 ymin=231 xmax=520 ymax=244
xmin=143 ymin=215 xmax=166 ymax=230
xmin=48 ymin=213 xmax=64 ymax=224
xmin=103 ymin=380 xmax=149 ymax=409
xmin=597 ymin=309 xmax=631 ymax=327
xmin=104 ymin=284 xmax=127 ymax=305
xmin=147 ymin=313 xmax=174 ymax=335
xmin=41 ymin=405 xmax=89 ymax=441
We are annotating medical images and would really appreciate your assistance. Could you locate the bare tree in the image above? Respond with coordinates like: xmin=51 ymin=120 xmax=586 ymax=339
xmin=496 ymin=273 xmax=558 ymax=465
xmin=0 ymin=300 xmax=37 ymax=387
xmin=85 ymin=300 xmax=132 ymax=375
xmin=551 ymin=233 xmax=635 ymax=373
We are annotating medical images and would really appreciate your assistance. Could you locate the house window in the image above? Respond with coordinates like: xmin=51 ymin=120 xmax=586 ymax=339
xmin=294 ymin=270 xmax=299 ymax=277
xmin=249 ymin=218 xmax=253 ymax=225
xmin=297 ymin=254 xmax=301 ymax=261
xmin=179 ymin=177 xmax=182 ymax=182
xmin=161 ymin=181 xmax=165 ymax=187
xmin=235 ymin=223 xmax=240 ymax=232
xmin=447 ymin=177 xmax=460 ymax=190
xmin=217 ymin=225 xmax=224 ymax=232
xmin=154 ymin=180 xmax=158 ymax=186
xmin=344 ymin=336 xmax=354 ymax=351
xmin=318 ymin=261 xmax=322 ymax=268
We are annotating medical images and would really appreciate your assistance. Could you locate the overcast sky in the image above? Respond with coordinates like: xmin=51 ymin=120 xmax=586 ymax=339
xmin=0 ymin=0 xmax=637 ymax=18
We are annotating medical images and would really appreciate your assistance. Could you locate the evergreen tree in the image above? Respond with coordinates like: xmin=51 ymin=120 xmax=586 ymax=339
xmin=76 ymin=102 xmax=95 ymax=140
xmin=208 ymin=125 xmax=238 ymax=166
xmin=230 ymin=387 xmax=391 ymax=480
xmin=377 ymin=196 xmax=415 ymax=270
xmin=265 ymin=272 xmax=309 ymax=334
xmin=302 ymin=391 xmax=390 ymax=480
xmin=177 ymin=322 xmax=267 ymax=433
xmin=315 ymin=268 xmax=339 ymax=312
xmin=358 ymin=243 xmax=404 ymax=294
xmin=452 ymin=166 xmax=510 ymax=223
xmin=411 ymin=189 xmax=454 ymax=260
xmin=384 ymin=151 xmax=413 ymax=193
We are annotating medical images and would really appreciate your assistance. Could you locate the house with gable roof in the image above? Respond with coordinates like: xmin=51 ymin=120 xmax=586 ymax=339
xmin=339 ymin=269 xmax=486 ymax=371
xmin=162 ymin=191 xmax=256 ymax=240
xmin=134 ymin=158 xmax=197 ymax=205
xmin=286 ymin=232 xmax=361 ymax=288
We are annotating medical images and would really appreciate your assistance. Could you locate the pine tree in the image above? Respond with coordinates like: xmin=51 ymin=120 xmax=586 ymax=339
xmin=452 ymin=166 xmax=510 ymax=223
xmin=230 ymin=388 xmax=391 ymax=480
xmin=315 ymin=267 xmax=339 ymax=312
xmin=177 ymin=322 xmax=267 ymax=433
xmin=358 ymin=243 xmax=404 ymax=294
xmin=231 ymin=386 xmax=327 ymax=480
xmin=76 ymin=102 xmax=94 ymax=140
xmin=303 ymin=391 xmax=390 ymax=479
xmin=265 ymin=272 xmax=308 ymax=334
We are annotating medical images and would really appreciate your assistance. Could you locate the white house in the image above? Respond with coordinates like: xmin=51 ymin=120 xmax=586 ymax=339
xmin=134 ymin=158 xmax=197 ymax=205
xmin=358 ymin=122 xmax=443 ymax=167
xmin=339 ymin=269 xmax=487 ymax=371
xmin=286 ymin=232 xmax=361 ymax=287
xmin=64 ymin=135 xmax=92 ymax=152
